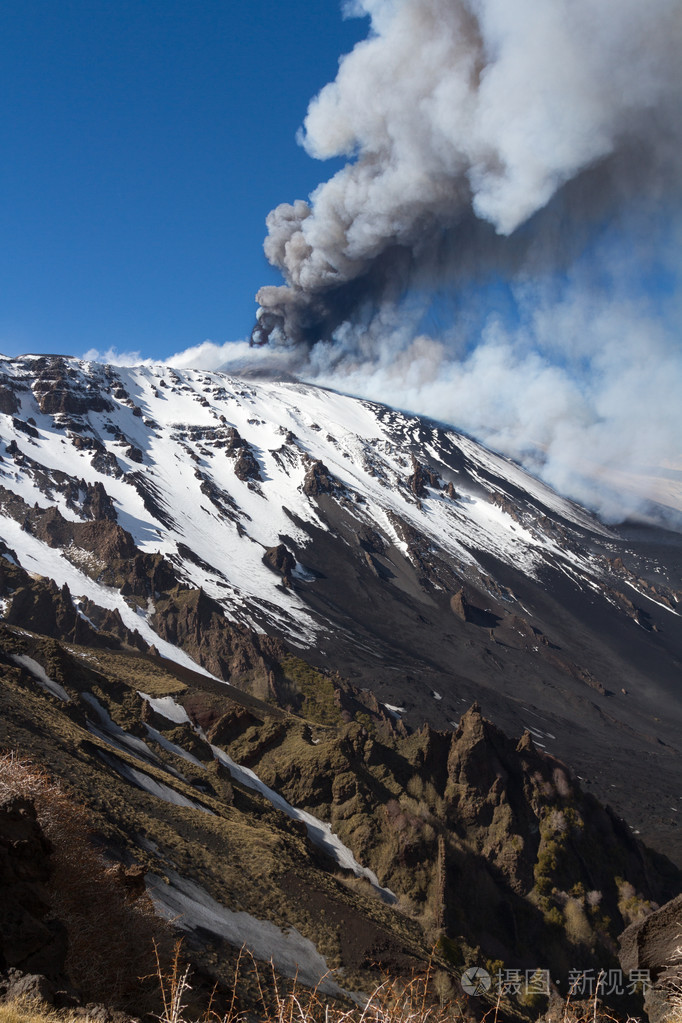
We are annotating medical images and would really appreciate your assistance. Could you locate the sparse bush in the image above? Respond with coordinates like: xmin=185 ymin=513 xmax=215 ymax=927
xmin=616 ymin=877 xmax=655 ymax=927
xmin=563 ymin=898 xmax=593 ymax=947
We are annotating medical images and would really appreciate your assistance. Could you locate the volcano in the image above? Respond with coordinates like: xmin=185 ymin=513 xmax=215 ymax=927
xmin=0 ymin=352 xmax=680 ymax=1016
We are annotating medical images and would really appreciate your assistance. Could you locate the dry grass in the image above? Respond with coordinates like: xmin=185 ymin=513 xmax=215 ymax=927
xmin=0 ymin=751 xmax=173 ymax=1008
xmin=664 ymin=943 xmax=682 ymax=1023
xmin=0 ymin=1002 xmax=84 ymax=1023
xmin=0 ymin=952 xmax=673 ymax=1023
xmin=153 ymin=946 xmax=467 ymax=1023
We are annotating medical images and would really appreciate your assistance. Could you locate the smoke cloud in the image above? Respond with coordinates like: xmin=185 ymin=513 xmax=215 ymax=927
xmin=247 ymin=0 xmax=682 ymax=523
xmin=254 ymin=0 xmax=681 ymax=344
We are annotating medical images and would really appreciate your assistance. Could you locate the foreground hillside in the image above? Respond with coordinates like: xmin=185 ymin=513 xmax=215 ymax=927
xmin=0 ymin=353 xmax=680 ymax=1019
xmin=1 ymin=607 xmax=679 ymax=1019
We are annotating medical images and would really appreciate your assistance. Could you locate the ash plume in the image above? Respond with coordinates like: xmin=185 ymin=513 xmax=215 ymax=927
xmin=254 ymin=0 xmax=681 ymax=349
xmin=241 ymin=0 xmax=682 ymax=523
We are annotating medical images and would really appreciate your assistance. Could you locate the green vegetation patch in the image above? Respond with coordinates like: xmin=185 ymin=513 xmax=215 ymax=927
xmin=280 ymin=655 xmax=343 ymax=727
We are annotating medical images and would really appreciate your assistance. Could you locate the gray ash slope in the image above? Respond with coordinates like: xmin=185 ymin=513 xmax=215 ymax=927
xmin=0 ymin=353 xmax=680 ymax=865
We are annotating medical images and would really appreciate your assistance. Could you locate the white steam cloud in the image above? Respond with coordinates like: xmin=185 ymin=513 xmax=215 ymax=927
xmin=85 ymin=0 xmax=682 ymax=524
xmin=247 ymin=0 xmax=682 ymax=524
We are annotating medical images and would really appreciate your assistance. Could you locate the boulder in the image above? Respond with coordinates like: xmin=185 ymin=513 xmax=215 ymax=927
xmin=262 ymin=544 xmax=296 ymax=585
xmin=619 ymin=894 xmax=682 ymax=1023
xmin=0 ymin=795 xmax=68 ymax=980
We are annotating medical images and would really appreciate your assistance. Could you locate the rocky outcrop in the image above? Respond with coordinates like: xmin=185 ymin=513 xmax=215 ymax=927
xmin=302 ymin=458 xmax=338 ymax=496
xmin=0 ymin=489 xmax=134 ymax=562
xmin=619 ymin=894 xmax=682 ymax=1023
xmin=76 ymin=600 xmax=148 ymax=650
xmin=32 ymin=362 xmax=113 ymax=418
xmin=0 ymin=794 xmax=67 ymax=980
xmin=233 ymin=448 xmax=262 ymax=482
xmin=450 ymin=588 xmax=472 ymax=622
xmin=150 ymin=586 xmax=286 ymax=698
xmin=90 ymin=448 xmax=123 ymax=478
xmin=224 ymin=702 xmax=680 ymax=1005
xmin=356 ymin=526 xmax=386 ymax=555
xmin=4 ymin=579 xmax=104 ymax=648
xmin=125 ymin=443 xmax=144 ymax=463
xmin=0 ymin=543 xmax=145 ymax=651
xmin=0 ymin=384 xmax=19 ymax=414
xmin=407 ymin=456 xmax=441 ymax=498
xmin=220 ymin=427 xmax=262 ymax=481
xmin=262 ymin=544 xmax=296 ymax=586
xmin=12 ymin=417 xmax=39 ymax=439
xmin=117 ymin=551 xmax=178 ymax=601
xmin=223 ymin=426 xmax=246 ymax=454
xmin=25 ymin=505 xmax=137 ymax=561
xmin=82 ymin=481 xmax=117 ymax=522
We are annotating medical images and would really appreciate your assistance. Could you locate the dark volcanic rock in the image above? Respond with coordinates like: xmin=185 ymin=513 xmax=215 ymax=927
xmin=77 ymin=600 xmax=148 ymax=650
xmin=0 ymin=532 xmax=144 ymax=650
xmin=82 ymin=481 xmax=117 ymax=522
xmin=90 ymin=448 xmax=123 ymax=478
xmin=26 ymin=505 xmax=137 ymax=561
xmin=233 ymin=448 xmax=262 ymax=482
xmin=35 ymin=376 xmax=112 ymax=417
xmin=356 ymin=526 xmax=386 ymax=555
xmin=0 ymin=795 xmax=67 ymax=979
xmin=0 ymin=384 xmax=19 ymax=414
xmin=12 ymin=417 xmax=39 ymax=439
xmin=223 ymin=427 xmax=245 ymax=453
xmin=244 ymin=701 xmax=681 ymax=998
xmin=125 ymin=444 xmax=144 ymax=463
xmin=0 ymin=971 xmax=57 ymax=1006
xmin=619 ymin=894 xmax=682 ymax=1023
xmin=219 ymin=426 xmax=262 ymax=481
xmin=407 ymin=455 xmax=441 ymax=498
xmin=150 ymin=586 xmax=286 ymax=699
xmin=450 ymin=588 xmax=472 ymax=622
xmin=117 ymin=551 xmax=178 ymax=601
xmin=302 ymin=458 xmax=338 ymax=496
xmin=262 ymin=544 xmax=296 ymax=586
xmin=5 ymin=579 xmax=102 ymax=648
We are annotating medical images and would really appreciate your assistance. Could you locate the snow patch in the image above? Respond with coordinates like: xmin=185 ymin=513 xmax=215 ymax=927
xmin=145 ymin=725 xmax=204 ymax=768
xmin=97 ymin=751 xmax=210 ymax=813
xmin=146 ymin=871 xmax=346 ymax=996
xmin=10 ymin=654 xmax=69 ymax=702
xmin=138 ymin=692 xmax=191 ymax=725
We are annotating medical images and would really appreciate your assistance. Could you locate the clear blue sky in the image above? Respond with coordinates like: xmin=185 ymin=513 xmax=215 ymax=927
xmin=0 ymin=1 xmax=368 ymax=359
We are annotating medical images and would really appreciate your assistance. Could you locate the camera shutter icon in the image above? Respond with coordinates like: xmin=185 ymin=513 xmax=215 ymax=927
xmin=461 ymin=967 xmax=492 ymax=996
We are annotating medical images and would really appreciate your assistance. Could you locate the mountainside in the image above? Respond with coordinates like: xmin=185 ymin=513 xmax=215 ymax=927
xmin=0 ymin=354 xmax=680 ymax=854
xmin=0 ymin=353 xmax=680 ymax=1017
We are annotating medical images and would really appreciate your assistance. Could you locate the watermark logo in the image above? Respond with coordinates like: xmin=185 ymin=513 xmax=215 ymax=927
xmin=461 ymin=967 xmax=492 ymax=996
xmin=498 ymin=969 xmax=550 ymax=996
xmin=460 ymin=967 xmax=651 ymax=999
xmin=566 ymin=969 xmax=651 ymax=997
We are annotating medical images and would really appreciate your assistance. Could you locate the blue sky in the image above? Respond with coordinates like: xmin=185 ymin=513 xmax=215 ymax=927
xmin=0 ymin=1 xmax=368 ymax=359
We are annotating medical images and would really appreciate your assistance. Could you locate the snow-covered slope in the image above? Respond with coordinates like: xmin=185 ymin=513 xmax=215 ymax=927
xmin=2 ymin=353 xmax=668 ymax=648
